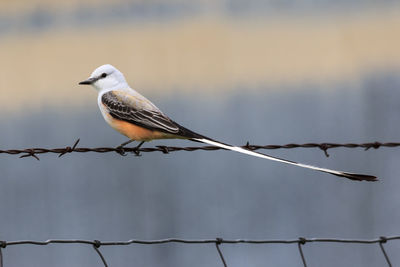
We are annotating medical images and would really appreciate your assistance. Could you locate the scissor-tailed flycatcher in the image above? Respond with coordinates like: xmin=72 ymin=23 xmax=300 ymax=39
xmin=79 ymin=64 xmax=376 ymax=181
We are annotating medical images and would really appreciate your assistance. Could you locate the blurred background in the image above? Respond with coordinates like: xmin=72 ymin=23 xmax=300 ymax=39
xmin=1 ymin=0 xmax=400 ymax=266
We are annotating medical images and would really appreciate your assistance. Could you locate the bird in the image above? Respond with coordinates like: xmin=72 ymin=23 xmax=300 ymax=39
xmin=79 ymin=64 xmax=377 ymax=182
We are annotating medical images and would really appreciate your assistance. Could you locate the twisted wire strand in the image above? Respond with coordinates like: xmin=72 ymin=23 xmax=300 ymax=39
xmin=0 ymin=236 xmax=398 ymax=267
xmin=0 ymin=139 xmax=397 ymax=160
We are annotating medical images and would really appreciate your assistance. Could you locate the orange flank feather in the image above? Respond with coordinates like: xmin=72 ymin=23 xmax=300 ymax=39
xmin=103 ymin=112 xmax=177 ymax=141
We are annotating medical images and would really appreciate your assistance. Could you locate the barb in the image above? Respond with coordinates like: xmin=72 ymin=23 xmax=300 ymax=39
xmin=0 ymin=236 xmax=398 ymax=266
xmin=0 ymin=139 xmax=398 ymax=160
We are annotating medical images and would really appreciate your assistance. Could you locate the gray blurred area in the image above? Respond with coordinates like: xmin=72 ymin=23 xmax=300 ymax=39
xmin=1 ymin=72 xmax=400 ymax=266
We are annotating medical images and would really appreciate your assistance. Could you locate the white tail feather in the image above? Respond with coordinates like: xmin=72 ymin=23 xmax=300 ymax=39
xmin=192 ymin=138 xmax=377 ymax=181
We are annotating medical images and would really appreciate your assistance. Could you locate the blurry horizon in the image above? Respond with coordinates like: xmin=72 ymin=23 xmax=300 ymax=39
xmin=0 ymin=0 xmax=399 ymax=112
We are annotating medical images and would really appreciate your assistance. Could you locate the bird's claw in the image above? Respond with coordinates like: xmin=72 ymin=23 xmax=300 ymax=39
xmin=115 ymin=146 xmax=127 ymax=156
xmin=133 ymin=147 xmax=142 ymax=157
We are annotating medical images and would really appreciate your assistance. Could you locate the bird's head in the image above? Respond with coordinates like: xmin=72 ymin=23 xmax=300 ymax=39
xmin=79 ymin=64 xmax=127 ymax=91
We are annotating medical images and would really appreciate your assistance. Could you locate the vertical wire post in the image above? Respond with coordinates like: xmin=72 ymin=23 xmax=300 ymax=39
xmin=93 ymin=240 xmax=108 ymax=267
xmin=379 ymin=237 xmax=392 ymax=267
xmin=298 ymin=238 xmax=307 ymax=267
xmin=0 ymin=241 xmax=6 ymax=267
xmin=0 ymin=246 xmax=3 ymax=267
xmin=215 ymin=238 xmax=227 ymax=267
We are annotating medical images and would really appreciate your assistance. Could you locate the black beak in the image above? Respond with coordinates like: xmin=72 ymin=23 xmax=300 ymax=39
xmin=79 ymin=77 xmax=98 ymax=85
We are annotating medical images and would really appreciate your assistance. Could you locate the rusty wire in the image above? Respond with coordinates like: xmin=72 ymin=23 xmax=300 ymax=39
xmin=0 ymin=139 xmax=398 ymax=160
xmin=0 ymin=236 xmax=399 ymax=267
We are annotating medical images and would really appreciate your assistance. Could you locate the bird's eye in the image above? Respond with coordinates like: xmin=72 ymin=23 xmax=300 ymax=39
xmin=101 ymin=73 xmax=107 ymax=78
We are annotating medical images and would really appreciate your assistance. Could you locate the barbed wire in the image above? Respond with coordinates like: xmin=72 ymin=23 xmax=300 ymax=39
xmin=0 ymin=236 xmax=397 ymax=267
xmin=0 ymin=139 xmax=398 ymax=160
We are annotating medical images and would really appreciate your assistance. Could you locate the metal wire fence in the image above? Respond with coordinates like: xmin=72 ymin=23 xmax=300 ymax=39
xmin=1 ymin=140 xmax=398 ymax=266
xmin=0 ymin=139 xmax=398 ymax=160
xmin=0 ymin=236 xmax=397 ymax=267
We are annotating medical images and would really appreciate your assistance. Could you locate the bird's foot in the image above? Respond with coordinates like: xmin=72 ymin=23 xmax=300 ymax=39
xmin=132 ymin=141 xmax=145 ymax=156
xmin=132 ymin=148 xmax=141 ymax=157
xmin=115 ymin=145 xmax=128 ymax=156
xmin=115 ymin=141 xmax=144 ymax=156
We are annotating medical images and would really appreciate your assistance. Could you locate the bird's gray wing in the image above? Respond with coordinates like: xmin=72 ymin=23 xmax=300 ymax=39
xmin=101 ymin=90 xmax=180 ymax=134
